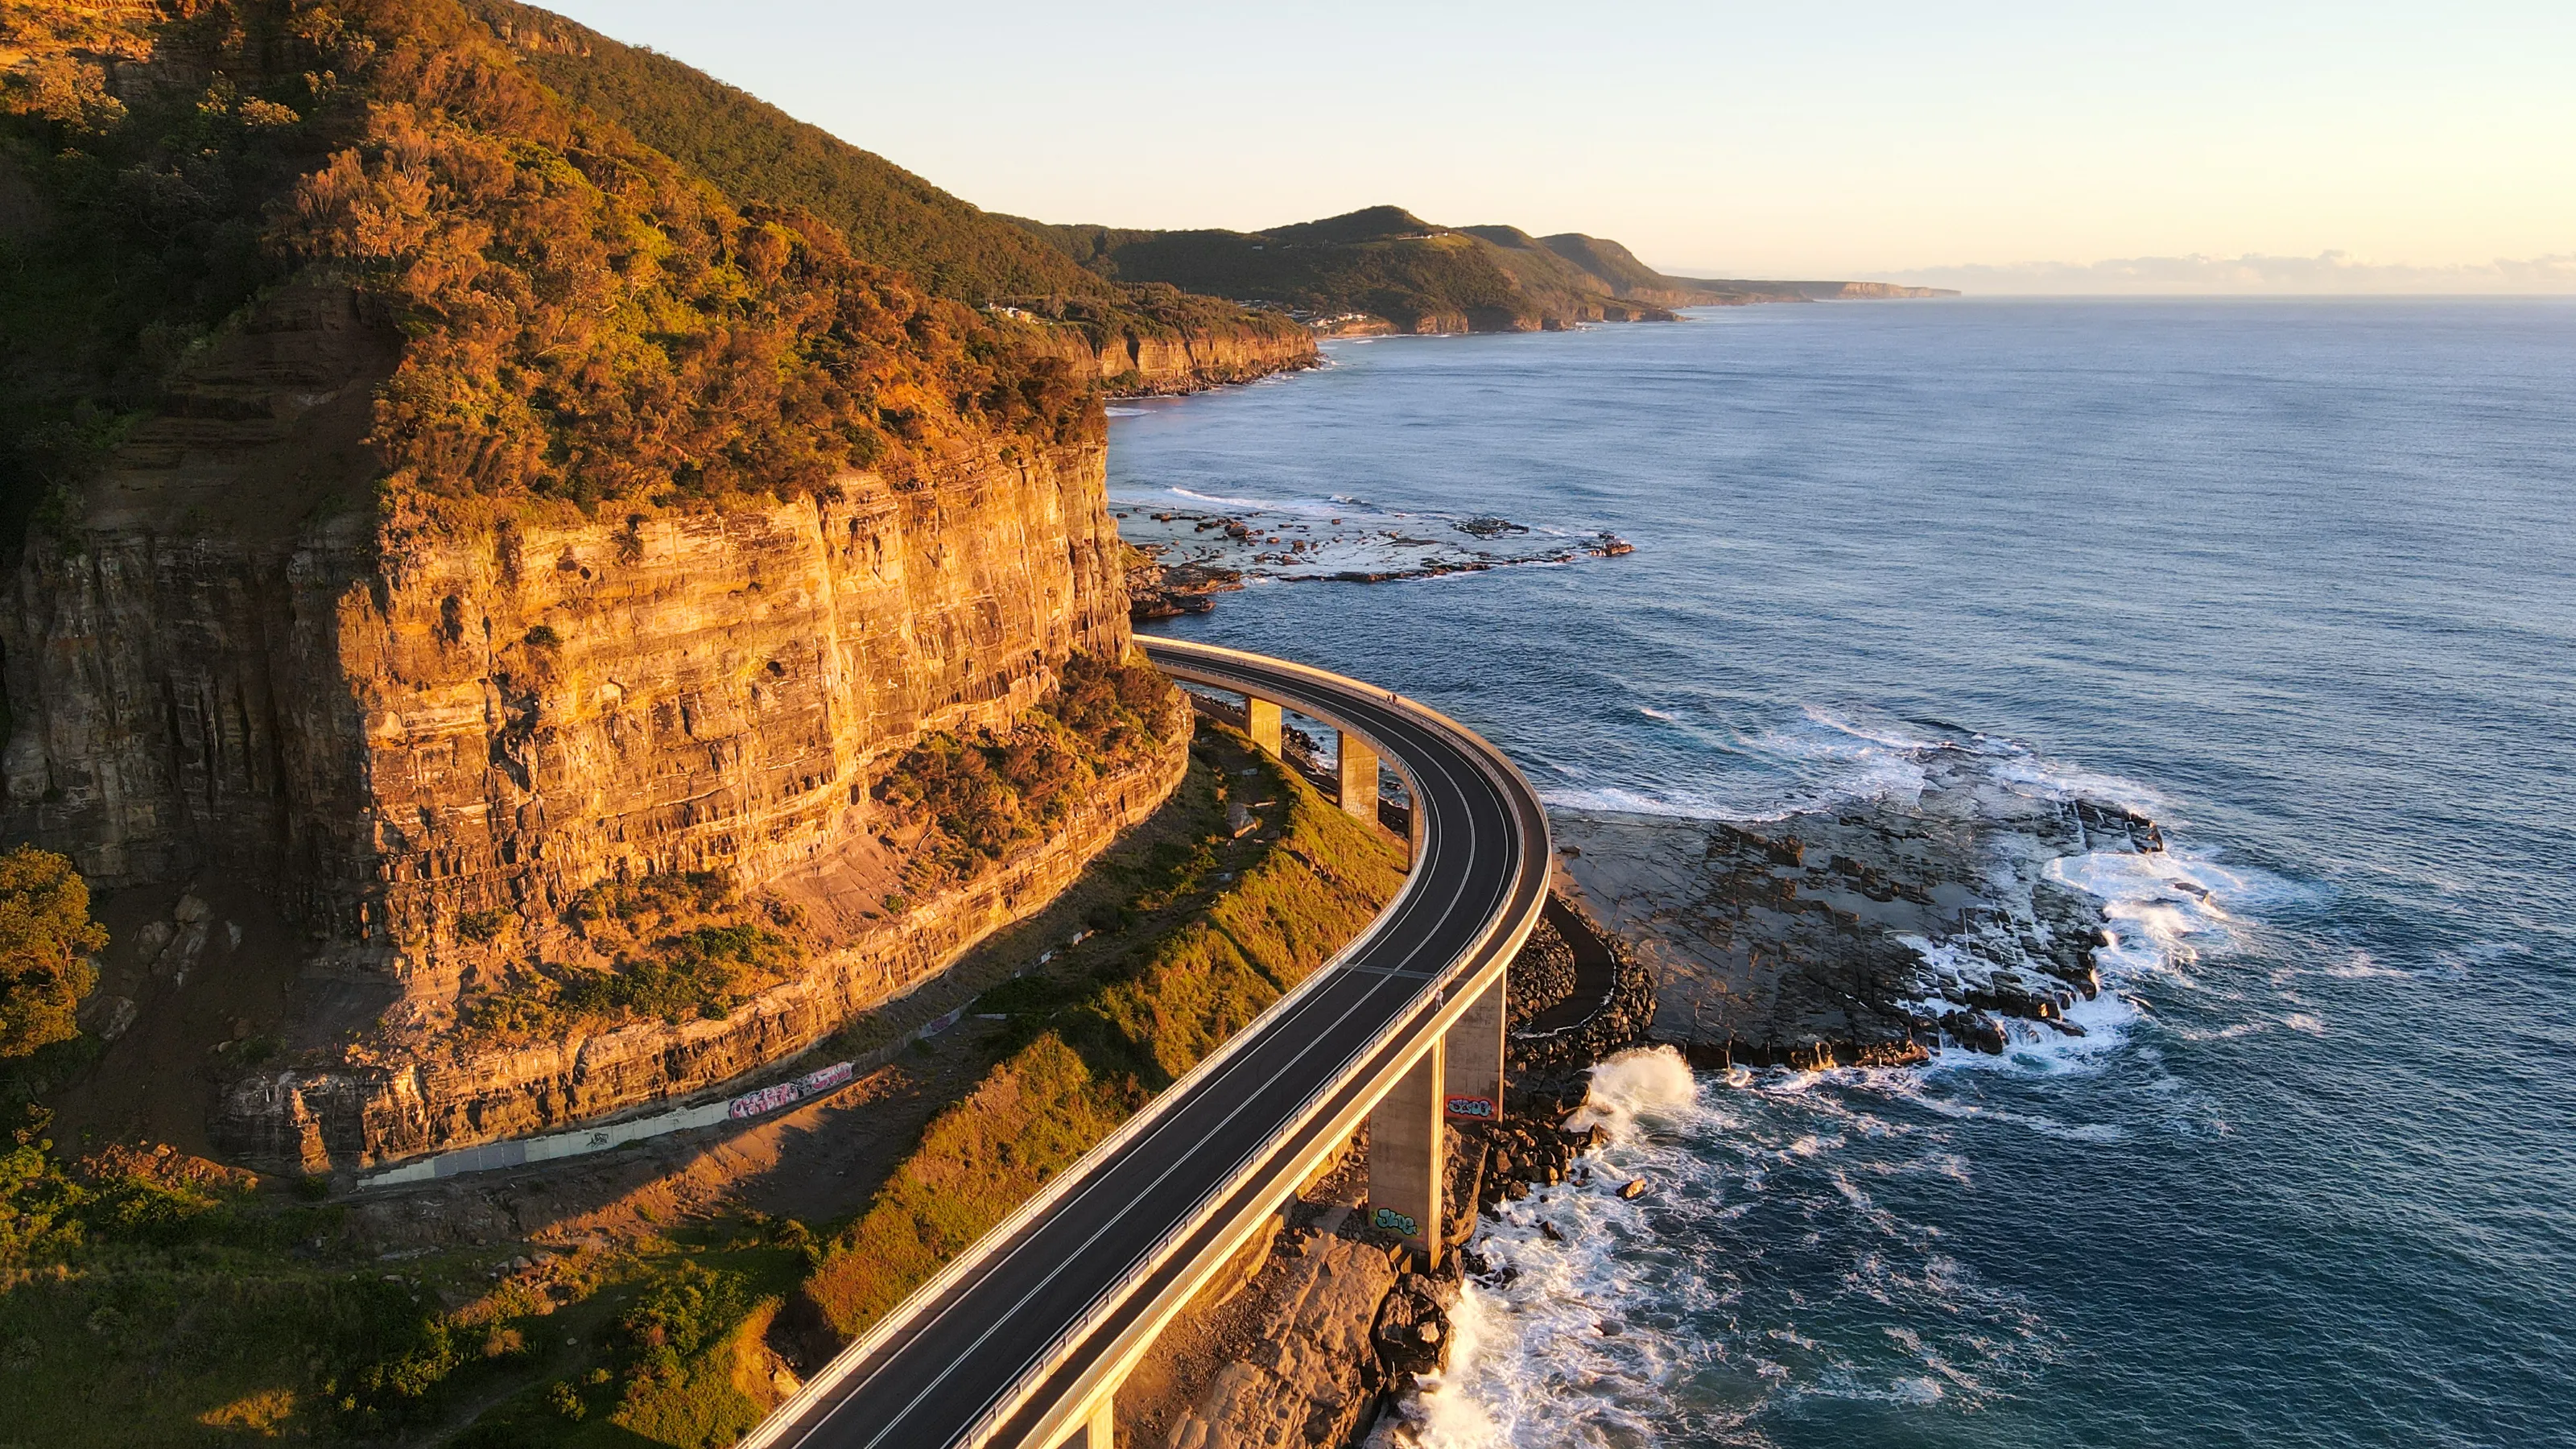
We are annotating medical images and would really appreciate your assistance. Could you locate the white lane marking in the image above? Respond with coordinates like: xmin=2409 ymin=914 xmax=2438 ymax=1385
xmin=917 ymin=713 xmax=1516 ymax=1443
xmin=784 ymin=672 xmax=1517 ymax=1449
xmin=856 ymin=968 xmax=1420 ymax=1449
xmin=852 ymin=693 xmax=1504 ymax=1446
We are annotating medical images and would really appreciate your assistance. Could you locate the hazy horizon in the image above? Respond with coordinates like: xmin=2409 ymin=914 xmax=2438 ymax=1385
xmin=538 ymin=0 xmax=2576 ymax=295
xmin=1852 ymin=251 xmax=2576 ymax=296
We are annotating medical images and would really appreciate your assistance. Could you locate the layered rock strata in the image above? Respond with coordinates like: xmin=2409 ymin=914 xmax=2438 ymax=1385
xmin=218 ymin=712 xmax=1186 ymax=1171
xmin=2 ymin=282 xmax=1172 ymax=1170
xmin=1028 ymin=318 xmax=1319 ymax=395
xmin=1154 ymin=1217 xmax=1405 ymax=1449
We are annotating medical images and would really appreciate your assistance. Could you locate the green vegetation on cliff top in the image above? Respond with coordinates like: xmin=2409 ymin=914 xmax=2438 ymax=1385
xmin=0 ymin=0 xmax=1100 ymax=552
xmin=461 ymin=0 xmax=1102 ymax=306
xmin=460 ymin=1 xmax=1305 ymax=360
xmin=1006 ymin=204 xmax=1726 ymax=332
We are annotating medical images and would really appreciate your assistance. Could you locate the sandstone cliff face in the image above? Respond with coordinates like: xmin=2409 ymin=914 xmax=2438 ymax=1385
xmin=216 ymin=705 xmax=1186 ymax=1171
xmin=2 ymin=283 xmax=394 ymax=907
xmin=3 ymin=282 xmax=1179 ymax=1169
xmin=344 ymin=443 xmax=1129 ymax=989
xmin=1026 ymin=318 xmax=1319 ymax=395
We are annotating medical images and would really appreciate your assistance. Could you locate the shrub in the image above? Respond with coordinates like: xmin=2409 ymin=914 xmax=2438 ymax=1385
xmin=458 ymin=872 xmax=802 ymax=1042
xmin=874 ymin=651 xmax=1179 ymax=891
xmin=0 ymin=846 xmax=107 ymax=1059
xmin=605 ymin=1261 xmax=770 ymax=1447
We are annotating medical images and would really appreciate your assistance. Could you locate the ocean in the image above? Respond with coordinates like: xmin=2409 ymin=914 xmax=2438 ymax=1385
xmin=1114 ymin=299 xmax=2576 ymax=1447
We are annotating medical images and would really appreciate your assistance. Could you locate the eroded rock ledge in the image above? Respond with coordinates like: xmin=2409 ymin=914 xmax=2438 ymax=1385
xmin=217 ymin=708 xmax=1187 ymax=1171
xmin=1557 ymin=772 xmax=2168 ymax=1068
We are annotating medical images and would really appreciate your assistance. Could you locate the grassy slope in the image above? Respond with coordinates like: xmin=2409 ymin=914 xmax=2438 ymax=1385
xmin=799 ymin=729 xmax=1406 ymax=1340
xmin=1459 ymin=223 xmax=1674 ymax=316
xmin=0 ymin=722 xmax=1402 ymax=1447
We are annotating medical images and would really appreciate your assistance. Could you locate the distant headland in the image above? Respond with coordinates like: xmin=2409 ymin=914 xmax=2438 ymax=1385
xmin=1006 ymin=204 xmax=1957 ymax=335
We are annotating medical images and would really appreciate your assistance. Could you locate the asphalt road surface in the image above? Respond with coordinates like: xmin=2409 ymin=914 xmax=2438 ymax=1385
xmin=747 ymin=638 xmax=1550 ymax=1449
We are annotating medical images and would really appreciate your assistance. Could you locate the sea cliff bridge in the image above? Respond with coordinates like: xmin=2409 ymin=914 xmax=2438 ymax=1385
xmin=741 ymin=638 xmax=1552 ymax=1449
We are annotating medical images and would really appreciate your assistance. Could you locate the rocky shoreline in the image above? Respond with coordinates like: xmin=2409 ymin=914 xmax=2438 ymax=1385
xmin=1117 ymin=502 xmax=1632 ymax=621
xmin=1126 ymin=888 xmax=1657 ymax=1447
xmin=1137 ymin=752 xmax=2179 ymax=1446
xmin=1556 ymin=762 xmax=2168 ymax=1071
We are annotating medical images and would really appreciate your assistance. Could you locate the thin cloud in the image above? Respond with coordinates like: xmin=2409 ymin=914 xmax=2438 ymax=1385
xmin=1870 ymin=251 xmax=2576 ymax=295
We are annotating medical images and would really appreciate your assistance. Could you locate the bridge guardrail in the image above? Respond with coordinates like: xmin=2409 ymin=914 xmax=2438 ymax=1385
xmin=740 ymin=639 xmax=1548 ymax=1449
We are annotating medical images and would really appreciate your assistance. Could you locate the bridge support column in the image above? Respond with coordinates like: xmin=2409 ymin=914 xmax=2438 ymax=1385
xmin=1338 ymin=731 xmax=1381 ymax=822
xmin=1245 ymin=696 xmax=1283 ymax=756
xmin=1368 ymin=1039 xmax=1444 ymax=1269
xmin=1443 ymin=972 xmax=1507 ymax=1127
xmin=1055 ymin=1390 xmax=1116 ymax=1448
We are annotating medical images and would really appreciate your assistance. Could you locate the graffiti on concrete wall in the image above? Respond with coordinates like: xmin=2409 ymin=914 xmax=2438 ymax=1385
xmin=729 ymin=1060 xmax=857 ymax=1120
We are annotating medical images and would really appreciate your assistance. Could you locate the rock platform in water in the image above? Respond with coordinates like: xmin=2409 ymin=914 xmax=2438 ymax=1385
xmin=1114 ymin=493 xmax=1631 ymax=619
xmin=1553 ymin=759 xmax=2166 ymax=1067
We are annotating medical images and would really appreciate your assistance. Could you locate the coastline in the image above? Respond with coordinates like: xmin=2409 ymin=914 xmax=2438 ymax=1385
xmin=1119 ymin=887 xmax=1658 ymax=1448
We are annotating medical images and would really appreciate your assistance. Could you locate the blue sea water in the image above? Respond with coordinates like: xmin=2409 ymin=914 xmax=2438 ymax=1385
xmin=1115 ymin=300 xmax=2576 ymax=1447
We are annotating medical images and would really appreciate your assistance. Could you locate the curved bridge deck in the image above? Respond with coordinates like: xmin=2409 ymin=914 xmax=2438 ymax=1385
xmin=745 ymin=639 xmax=1550 ymax=1449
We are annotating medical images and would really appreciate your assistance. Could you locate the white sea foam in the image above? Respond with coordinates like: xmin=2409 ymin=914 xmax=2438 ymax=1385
xmin=2322 ymin=952 xmax=2410 ymax=979
xmin=1405 ymin=714 xmax=2275 ymax=1439
xmin=1536 ymin=781 xmax=1752 ymax=820
xmin=1564 ymin=1046 xmax=1698 ymax=1140
xmin=1879 ymin=840 xmax=2248 ymax=1079
xmin=1163 ymin=485 xmax=1340 ymax=514
xmin=1393 ymin=1034 xmax=2062 ymax=1446
xmin=1115 ymin=481 xmax=1617 ymax=588
xmin=1537 ymin=712 xmax=1957 ymax=823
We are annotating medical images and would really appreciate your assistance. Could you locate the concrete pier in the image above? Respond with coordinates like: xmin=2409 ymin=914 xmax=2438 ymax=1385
xmin=733 ymin=638 xmax=1551 ymax=1449
xmin=1443 ymin=972 xmax=1507 ymax=1125
xmin=1367 ymin=1040 xmax=1446 ymax=1269
xmin=1057 ymin=1395 xmax=1115 ymax=1448
xmin=1337 ymin=731 xmax=1381 ymax=822
xmin=1246 ymin=696 xmax=1283 ymax=756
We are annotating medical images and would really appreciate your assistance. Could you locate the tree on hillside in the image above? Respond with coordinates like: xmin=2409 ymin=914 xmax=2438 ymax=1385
xmin=0 ymin=847 xmax=106 ymax=1059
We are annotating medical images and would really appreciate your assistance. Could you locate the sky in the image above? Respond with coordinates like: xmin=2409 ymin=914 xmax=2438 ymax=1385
xmin=539 ymin=1 xmax=2576 ymax=292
